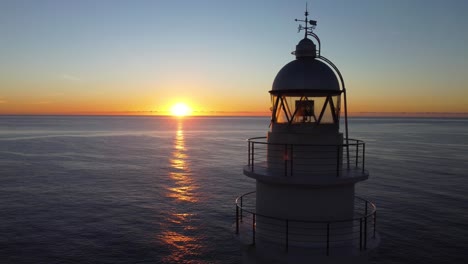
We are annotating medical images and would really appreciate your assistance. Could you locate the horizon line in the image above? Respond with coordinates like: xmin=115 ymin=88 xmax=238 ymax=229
xmin=1 ymin=111 xmax=468 ymax=118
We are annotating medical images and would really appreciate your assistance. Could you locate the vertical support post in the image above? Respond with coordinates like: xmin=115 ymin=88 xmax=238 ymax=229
xmin=365 ymin=201 xmax=369 ymax=248
xmin=252 ymin=213 xmax=256 ymax=245
xmin=326 ymin=222 xmax=330 ymax=256
xmin=362 ymin=143 xmax=366 ymax=173
xmin=346 ymin=144 xmax=350 ymax=169
xmin=248 ymin=140 xmax=250 ymax=166
xmin=356 ymin=142 xmax=359 ymax=168
xmin=343 ymin=90 xmax=350 ymax=169
xmin=373 ymin=211 xmax=377 ymax=238
xmin=285 ymin=219 xmax=289 ymax=252
xmin=240 ymin=196 xmax=243 ymax=222
xmin=251 ymin=142 xmax=255 ymax=172
xmin=359 ymin=218 xmax=363 ymax=250
xmin=365 ymin=200 xmax=368 ymax=216
xmin=364 ymin=216 xmax=368 ymax=249
xmin=236 ymin=205 xmax=239 ymax=234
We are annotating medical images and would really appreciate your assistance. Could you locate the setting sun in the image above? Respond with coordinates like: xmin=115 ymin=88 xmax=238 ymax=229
xmin=170 ymin=103 xmax=192 ymax=117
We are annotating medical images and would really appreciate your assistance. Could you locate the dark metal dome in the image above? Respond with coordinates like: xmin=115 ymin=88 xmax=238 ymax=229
xmin=271 ymin=57 xmax=340 ymax=92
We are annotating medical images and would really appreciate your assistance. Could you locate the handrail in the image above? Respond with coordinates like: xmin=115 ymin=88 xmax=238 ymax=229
xmin=246 ymin=137 xmax=366 ymax=177
xmin=235 ymin=192 xmax=376 ymax=223
xmin=247 ymin=136 xmax=364 ymax=148
xmin=235 ymin=191 xmax=377 ymax=255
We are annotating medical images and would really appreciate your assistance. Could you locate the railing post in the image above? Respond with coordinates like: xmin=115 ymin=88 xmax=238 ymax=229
xmin=251 ymin=142 xmax=255 ymax=172
xmin=236 ymin=205 xmax=239 ymax=234
xmin=326 ymin=222 xmax=330 ymax=256
xmin=240 ymin=196 xmax=243 ymax=222
xmin=373 ymin=211 xmax=377 ymax=238
xmin=346 ymin=141 xmax=350 ymax=170
xmin=285 ymin=219 xmax=289 ymax=252
xmin=364 ymin=216 xmax=368 ymax=249
xmin=362 ymin=143 xmax=366 ymax=173
xmin=356 ymin=142 xmax=359 ymax=168
xmin=365 ymin=200 xmax=368 ymax=216
xmin=252 ymin=213 xmax=256 ymax=245
xmin=359 ymin=218 xmax=363 ymax=250
xmin=248 ymin=140 xmax=250 ymax=166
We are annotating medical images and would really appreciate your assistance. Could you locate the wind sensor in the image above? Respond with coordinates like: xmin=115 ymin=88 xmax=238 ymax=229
xmin=295 ymin=3 xmax=317 ymax=38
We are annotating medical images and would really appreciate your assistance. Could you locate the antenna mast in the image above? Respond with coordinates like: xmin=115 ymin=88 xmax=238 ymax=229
xmin=295 ymin=4 xmax=320 ymax=55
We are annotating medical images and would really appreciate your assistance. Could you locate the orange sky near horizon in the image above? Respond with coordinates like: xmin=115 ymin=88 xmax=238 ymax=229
xmin=1 ymin=83 xmax=467 ymax=116
xmin=1 ymin=80 xmax=466 ymax=116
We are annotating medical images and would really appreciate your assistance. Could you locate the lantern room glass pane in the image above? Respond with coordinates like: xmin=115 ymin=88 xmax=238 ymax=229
xmin=319 ymin=95 xmax=341 ymax=124
xmin=271 ymin=95 xmax=288 ymax=123
xmin=320 ymin=102 xmax=334 ymax=124
xmin=276 ymin=109 xmax=288 ymax=123
xmin=271 ymin=94 xmax=341 ymax=125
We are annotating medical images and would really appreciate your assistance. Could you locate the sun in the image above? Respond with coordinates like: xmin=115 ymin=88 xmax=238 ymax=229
xmin=170 ymin=103 xmax=192 ymax=117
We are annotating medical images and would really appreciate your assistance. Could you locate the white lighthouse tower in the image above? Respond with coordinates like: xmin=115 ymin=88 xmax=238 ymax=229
xmin=235 ymin=9 xmax=379 ymax=264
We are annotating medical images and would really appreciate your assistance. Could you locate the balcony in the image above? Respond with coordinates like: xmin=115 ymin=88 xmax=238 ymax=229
xmin=243 ymin=137 xmax=368 ymax=185
xmin=235 ymin=191 xmax=379 ymax=256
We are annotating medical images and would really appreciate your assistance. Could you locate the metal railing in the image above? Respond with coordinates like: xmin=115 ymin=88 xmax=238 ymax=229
xmin=246 ymin=137 xmax=366 ymax=177
xmin=235 ymin=191 xmax=377 ymax=256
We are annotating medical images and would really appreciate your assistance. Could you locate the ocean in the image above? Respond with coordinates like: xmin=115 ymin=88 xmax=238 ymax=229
xmin=0 ymin=116 xmax=467 ymax=263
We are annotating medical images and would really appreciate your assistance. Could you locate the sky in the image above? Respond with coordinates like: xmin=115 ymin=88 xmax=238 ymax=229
xmin=0 ymin=0 xmax=467 ymax=116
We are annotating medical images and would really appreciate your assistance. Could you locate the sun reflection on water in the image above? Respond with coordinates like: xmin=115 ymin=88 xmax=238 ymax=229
xmin=167 ymin=122 xmax=197 ymax=203
xmin=158 ymin=120 xmax=203 ymax=263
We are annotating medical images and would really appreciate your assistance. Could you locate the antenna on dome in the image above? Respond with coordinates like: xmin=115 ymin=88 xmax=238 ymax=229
xmin=295 ymin=3 xmax=317 ymax=38
xmin=295 ymin=3 xmax=321 ymax=55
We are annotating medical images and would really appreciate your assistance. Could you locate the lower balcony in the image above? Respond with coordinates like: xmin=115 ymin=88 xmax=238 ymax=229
xmin=234 ymin=191 xmax=379 ymax=257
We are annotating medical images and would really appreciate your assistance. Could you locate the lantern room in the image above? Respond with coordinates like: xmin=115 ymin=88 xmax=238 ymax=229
xmin=269 ymin=25 xmax=347 ymax=134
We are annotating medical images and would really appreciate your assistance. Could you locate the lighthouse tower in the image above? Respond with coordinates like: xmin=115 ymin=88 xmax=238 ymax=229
xmin=235 ymin=9 xmax=379 ymax=264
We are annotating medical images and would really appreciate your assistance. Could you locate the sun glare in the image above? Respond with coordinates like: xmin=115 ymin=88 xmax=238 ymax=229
xmin=170 ymin=103 xmax=192 ymax=117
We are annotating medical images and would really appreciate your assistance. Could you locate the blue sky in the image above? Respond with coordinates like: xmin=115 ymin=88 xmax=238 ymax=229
xmin=1 ymin=0 xmax=467 ymax=114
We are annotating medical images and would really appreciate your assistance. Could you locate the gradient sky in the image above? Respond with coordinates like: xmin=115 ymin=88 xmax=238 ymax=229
xmin=1 ymin=0 xmax=467 ymax=115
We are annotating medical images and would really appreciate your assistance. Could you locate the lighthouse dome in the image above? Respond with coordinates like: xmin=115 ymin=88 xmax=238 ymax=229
xmin=272 ymin=38 xmax=340 ymax=93
xmin=272 ymin=59 xmax=340 ymax=92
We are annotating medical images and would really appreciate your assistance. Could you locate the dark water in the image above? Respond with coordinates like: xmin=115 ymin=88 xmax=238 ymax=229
xmin=0 ymin=116 xmax=467 ymax=263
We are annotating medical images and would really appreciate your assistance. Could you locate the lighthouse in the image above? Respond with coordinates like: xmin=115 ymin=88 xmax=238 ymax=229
xmin=235 ymin=9 xmax=379 ymax=264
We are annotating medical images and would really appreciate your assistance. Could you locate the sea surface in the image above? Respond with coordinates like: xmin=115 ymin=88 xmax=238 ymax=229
xmin=0 ymin=116 xmax=467 ymax=264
